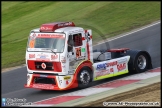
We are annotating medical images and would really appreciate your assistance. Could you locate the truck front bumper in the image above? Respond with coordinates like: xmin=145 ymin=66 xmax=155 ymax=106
xmin=24 ymin=73 xmax=78 ymax=90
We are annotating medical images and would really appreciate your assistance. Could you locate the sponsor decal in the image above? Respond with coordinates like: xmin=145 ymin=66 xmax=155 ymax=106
xmin=29 ymin=40 xmax=35 ymax=48
xmin=58 ymin=22 xmax=73 ymax=27
xmin=110 ymin=67 xmax=114 ymax=72
xmin=96 ymin=70 xmax=109 ymax=77
xmin=37 ymin=34 xmax=64 ymax=38
xmin=41 ymin=63 xmax=46 ymax=69
xmin=40 ymin=26 xmax=51 ymax=31
xmin=33 ymin=84 xmax=54 ymax=89
xmin=64 ymin=76 xmax=71 ymax=80
xmin=37 ymin=53 xmax=49 ymax=60
xmin=40 ymin=55 xmax=46 ymax=59
xmin=40 ymin=75 xmax=48 ymax=77
xmin=75 ymin=47 xmax=81 ymax=58
xmin=29 ymin=33 xmax=37 ymax=48
xmin=51 ymin=54 xmax=58 ymax=60
xmin=76 ymin=56 xmax=85 ymax=60
xmin=96 ymin=64 xmax=106 ymax=70
xmin=66 ymin=80 xmax=69 ymax=85
xmin=107 ymin=61 xmax=118 ymax=67
xmin=96 ymin=61 xmax=117 ymax=70
xmin=117 ymin=63 xmax=126 ymax=71
xmin=30 ymin=33 xmax=37 ymax=40
xmin=29 ymin=54 xmax=35 ymax=59
xmin=37 ymin=53 xmax=49 ymax=57
xmin=81 ymin=48 xmax=85 ymax=52
xmin=96 ymin=68 xmax=114 ymax=77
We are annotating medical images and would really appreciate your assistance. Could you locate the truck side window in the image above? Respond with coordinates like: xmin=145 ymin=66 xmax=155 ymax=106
xmin=73 ymin=33 xmax=82 ymax=47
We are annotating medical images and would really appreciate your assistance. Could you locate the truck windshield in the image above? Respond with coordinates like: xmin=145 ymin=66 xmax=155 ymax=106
xmin=28 ymin=33 xmax=65 ymax=53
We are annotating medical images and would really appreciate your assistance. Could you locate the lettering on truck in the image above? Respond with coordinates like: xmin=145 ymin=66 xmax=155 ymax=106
xmin=117 ymin=58 xmax=127 ymax=71
xmin=29 ymin=54 xmax=35 ymax=59
xmin=58 ymin=22 xmax=73 ymax=27
xmin=51 ymin=55 xmax=58 ymax=60
xmin=96 ymin=67 xmax=114 ymax=77
xmin=96 ymin=61 xmax=117 ymax=70
xmin=96 ymin=70 xmax=109 ymax=77
xmin=38 ymin=34 xmax=64 ymax=37
xmin=33 ymin=84 xmax=54 ymax=89
xmin=117 ymin=63 xmax=126 ymax=71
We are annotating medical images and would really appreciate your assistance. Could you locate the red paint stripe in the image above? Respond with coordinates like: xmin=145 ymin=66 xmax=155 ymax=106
xmin=108 ymin=48 xmax=129 ymax=52
xmin=34 ymin=96 xmax=84 ymax=105
xmin=147 ymin=67 xmax=161 ymax=72
xmin=82 ymin=37 xmax=85 ymax=40
xmin=66 ymin=80 xmax=69 ymax=85
xmin=86 ymin=43 xmax=90 ymax=60
xmin=93 ymin=80 xmax=140 ymax=88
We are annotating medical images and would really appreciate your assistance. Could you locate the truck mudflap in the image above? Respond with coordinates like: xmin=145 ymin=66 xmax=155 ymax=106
xmin=24 ymin=73 xmax=78 ymax=90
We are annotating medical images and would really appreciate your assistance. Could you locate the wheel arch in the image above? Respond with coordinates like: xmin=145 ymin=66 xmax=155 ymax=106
xmin=74 ymin=60 xmax=93 ymax=82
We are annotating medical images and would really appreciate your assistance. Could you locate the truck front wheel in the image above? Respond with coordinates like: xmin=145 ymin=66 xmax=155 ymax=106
xmin=77 ymin=67 xmax=92 ymax=88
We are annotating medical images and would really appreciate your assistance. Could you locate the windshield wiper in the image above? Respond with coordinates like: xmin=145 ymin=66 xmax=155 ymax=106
xmin=51 ymin=49 xmax=56 ymax=55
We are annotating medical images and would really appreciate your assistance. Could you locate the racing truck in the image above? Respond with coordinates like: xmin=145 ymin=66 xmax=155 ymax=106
xmin=24 ymin=22 xmax=152 ymax=90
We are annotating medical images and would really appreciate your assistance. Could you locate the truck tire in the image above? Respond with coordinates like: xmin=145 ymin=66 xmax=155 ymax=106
xmin=77 ymin=67 xmax=92 ymax=88
xmin=125 ymin=50 xmax=151 ymax=73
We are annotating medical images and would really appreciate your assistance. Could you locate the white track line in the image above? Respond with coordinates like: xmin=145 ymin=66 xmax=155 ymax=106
xmin=94 ymin=21 xmax=161 ymax=46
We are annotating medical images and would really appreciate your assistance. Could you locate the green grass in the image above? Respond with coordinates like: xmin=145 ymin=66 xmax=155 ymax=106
xmin=2 ymin=1 xmax=160 ymax=69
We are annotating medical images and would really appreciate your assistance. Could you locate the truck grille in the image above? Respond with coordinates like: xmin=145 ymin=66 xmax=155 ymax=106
xmin=33 ymin=76 xmax=56 ymax=85
xmin=35 ymin=62 xmax=53 ymax=71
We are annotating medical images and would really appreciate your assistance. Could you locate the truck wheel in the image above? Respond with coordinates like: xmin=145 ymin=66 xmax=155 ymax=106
xmin=77 ymin=67 xmax=92 ymax=88
xmin=135 ymin=54 xmax=148 ymax=72
xmin=125 ymin=50 xmax=149 ymax=73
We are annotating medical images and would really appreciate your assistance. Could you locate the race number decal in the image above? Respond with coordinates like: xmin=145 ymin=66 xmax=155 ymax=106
xmin=75 ymin=47 xmax=81 ymax=58
xmin=29 ymin=40 xmax=35 ymax=48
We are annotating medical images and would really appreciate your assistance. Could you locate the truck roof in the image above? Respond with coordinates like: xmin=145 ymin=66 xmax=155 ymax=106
xmin=40 ymin=22 xmax=75 ymax=32
xmin=31 ymin=27 xmax=84 ymax=33
xmin=55 ymin=26 xmax=84 ymax=33
xmin=30 ymin=22 xmax=84 ymax=33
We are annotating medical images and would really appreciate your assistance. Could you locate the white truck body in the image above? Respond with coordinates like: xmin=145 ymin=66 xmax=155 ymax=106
xmin=25 ymin=22 xmax=151 ymax=90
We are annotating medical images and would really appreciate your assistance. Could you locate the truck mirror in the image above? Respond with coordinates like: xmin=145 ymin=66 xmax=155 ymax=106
xmin=68 ymin=35 xmax=74 ymax=52
xmin=68 ymin=45 xmax=73 ymax=52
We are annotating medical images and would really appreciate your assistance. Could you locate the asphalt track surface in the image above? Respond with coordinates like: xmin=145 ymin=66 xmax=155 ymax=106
xmin=2 ymin=22 xmax=160 ymax=103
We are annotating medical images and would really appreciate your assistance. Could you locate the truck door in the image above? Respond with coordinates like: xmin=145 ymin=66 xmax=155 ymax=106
xmin=67 ymin=32 xmax=86 ymax=72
